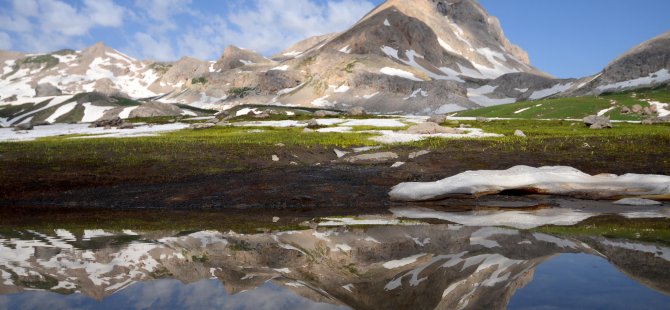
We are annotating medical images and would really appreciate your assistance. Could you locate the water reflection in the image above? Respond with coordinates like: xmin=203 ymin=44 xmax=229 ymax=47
xmin=0 ymin=224 xmax=669 ymax=309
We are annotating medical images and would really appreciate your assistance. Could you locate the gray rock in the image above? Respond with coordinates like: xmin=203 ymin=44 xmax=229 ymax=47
xmin=632 ymin=104 xmax=643 ymax=113
xmin=345 ymin=152 xmax=399 ymax=164
xmin=13 ymin=123 xmax=33 ymax=131
xmin=583 ymin=115 xmax=612 ymax=129
xmin=408 ymin=150 xmax=431 ymax=159
xmin=35 ymin=83 xmax=62 ymax=97
xmin=31 ymin=121 xmax=50 ymax=126
xmin=189 ymin=123 xmax=215 ymax=130
xmin=3 ymin=95 xmax=17 ymax=102
xmin=306 ymin=119 xmax=320 ymax=129
xmin=514 ymin=130 xmax=526 ymax=137
xmin=642 ymin=107 xmax=653 ymax=116
xmin=427 ymin=115 xmax=447 ymax=124
xmin=90 ymin=117 xmax=123 ymax=128
xmin=405 ymin=122 xmax=460 ymax=134
xmin=334 ymin=149 xmax=349 ymax=158
xmin=118 ymin=122 xmax=135 ymax=129
xmin=620 ymin=106 xmax=631 ymax=114
xmin=314 ymin=110 xmax=339 ymax=117
xmin=346 ymin=107 xmax=367 ymax=116
xmin=476 ymin=117 xmax=491 ymax=123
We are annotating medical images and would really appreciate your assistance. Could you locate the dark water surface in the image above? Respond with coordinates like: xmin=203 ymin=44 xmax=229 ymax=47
xmin=1 ymin=224 xmax=668 ymax=309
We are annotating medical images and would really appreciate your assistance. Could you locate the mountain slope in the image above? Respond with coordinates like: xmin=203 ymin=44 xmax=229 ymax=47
xmin=1 ymin=0 xmax=669 ymax=120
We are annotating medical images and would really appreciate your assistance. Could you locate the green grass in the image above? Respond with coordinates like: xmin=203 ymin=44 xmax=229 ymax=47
xmin=456 ymin=88 xmax=669 ymax=120
xmin=192 ymin=77 xmax=207 ymax=85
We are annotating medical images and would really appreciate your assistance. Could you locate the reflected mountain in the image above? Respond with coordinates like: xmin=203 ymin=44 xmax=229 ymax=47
xmin=0 ymin=225 xmax=669 ymax=309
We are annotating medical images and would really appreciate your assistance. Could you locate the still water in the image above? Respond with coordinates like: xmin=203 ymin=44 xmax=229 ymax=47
xmin=0 ymin=224 xmax=668 ymax=309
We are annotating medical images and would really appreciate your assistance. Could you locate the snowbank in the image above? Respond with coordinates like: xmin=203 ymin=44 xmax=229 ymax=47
xmin=389 ymin=165 xmax=670 ymax=201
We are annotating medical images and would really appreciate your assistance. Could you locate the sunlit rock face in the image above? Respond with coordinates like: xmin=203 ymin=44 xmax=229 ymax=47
xmin=1 ymin=224 xmax=669 ymax=309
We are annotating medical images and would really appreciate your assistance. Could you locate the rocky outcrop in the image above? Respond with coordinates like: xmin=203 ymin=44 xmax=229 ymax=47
xmin=34 ymin=83 xmax=62 ymax=97
xmin=213 ymin=45 xmax=273 ymax=71
xmin=129 ymin=101 xmax=183 ymax=118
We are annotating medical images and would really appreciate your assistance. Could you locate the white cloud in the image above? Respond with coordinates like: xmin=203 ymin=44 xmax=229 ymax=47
xmin=0 ymin=0 xmax=375 ymax=61
xmin=133 ymin=32 xmax=176 ymax=61
xmin=0 ymin=32 xmax=12 ymax=50
xmin=0 ymin=0 xmax=126 ymax=52
xmin=84 ymin=0 xmax=124 ymax=27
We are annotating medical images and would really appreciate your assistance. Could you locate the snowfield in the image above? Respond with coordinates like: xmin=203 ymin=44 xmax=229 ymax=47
xmin=0 ymin=123 xmax=190 ymax=142
xmin=390 ymin=165 xmax=670 ymax=201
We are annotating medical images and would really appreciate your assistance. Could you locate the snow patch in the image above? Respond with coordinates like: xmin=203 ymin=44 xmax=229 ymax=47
xmin=389 ymin=165 xmax=670 ymax=201
xmin=380 ymin=67 xmax=423 ymax=81
xmin=383 ymin=254 xmax=427 ymax=269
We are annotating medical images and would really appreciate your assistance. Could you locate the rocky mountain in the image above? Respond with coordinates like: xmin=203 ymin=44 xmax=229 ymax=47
xmin=1 ymin=0 xmax=669 ymax=123
xmin=1 ymin=225 xmax=668 ymax=308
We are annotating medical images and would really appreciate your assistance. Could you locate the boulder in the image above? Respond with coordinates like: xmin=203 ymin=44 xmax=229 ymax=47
xmin=476 ymin=117 xmax=490 ymax=123
xmin=118 ymin=122 xmax=135 ymax=129
xmin=405 ymin=122 xmax=460 ymax=134
xmin=650 ymin=105 xmax=658 ymax=113
xmin=31 ymin=120 xmax=50 ymax=127
xmin=642 ymin=107 xmax=653 ymax=116
xmin=90 ymin=117 xmax=123 ymax=128
xmin=427 ymin=115 xmax=447 ymax=124
xmin=306 ymin=119 xmax=320 ymax=129
xmin=189 ymin=123 xmax=215 ymax=130
xmin=583 ymin=115 xmax=612 ymax=129
xmin=514 ymin=130 xmax=526 ymax=137
xmin=314 ymin=110 xmax=339 ymax=117
xmin=2 ymin=95 xmax=17 ymax=102
xmin=13 ymin=123 xmax=33 ymax=131
xmin=345 ymin=152 xmax=399 ymax=164
xmin=620 ymin=106 xmax=631 ymax=114
xmin=35 ymin=83 xmax=62 ymax=97
xmin=346 ymin=107 xmax=366 ymax=116
xmin=632 ymin=104 xmax=643 ymax=113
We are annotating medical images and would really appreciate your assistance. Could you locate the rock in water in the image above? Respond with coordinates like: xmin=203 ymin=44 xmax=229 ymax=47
xmin=346 ymin=152 xmax=399 ymax=164
xmin=583 ymin=115 xmax=612 ymax=129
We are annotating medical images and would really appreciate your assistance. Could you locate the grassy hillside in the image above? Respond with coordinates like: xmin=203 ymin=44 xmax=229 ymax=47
xmin=456 ymin=87 xmax=670 ymax=120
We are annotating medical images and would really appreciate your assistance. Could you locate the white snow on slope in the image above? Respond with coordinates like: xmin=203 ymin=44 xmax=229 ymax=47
xmin=380 ymin=67 xmax=423 ymax=81
xmin=467 ymin=85 xmax=516 ymax=107
xmin=380 ymin=46 xmax=463 ymax=82
xmin=529 ymin=83 xmax=574 ymax=100
xmin=46 ymin=101 xmax=78 ymax=123
xmin=271 ymin=65 xmax=289 ymax=71
xmin=597 ymin=106 xmax=616 ymax=116
xmin=81 ymin=103 xmax=114 ymax=123
xmin=390 ymin=165 xmax=670 ymax=201
xmin=597 ymin=69 xmax=670 ymax=92
xmin=339 ymin=45 xmax=352 ymax=54
xmin=383 ymin=254 xmax=427 ymax=269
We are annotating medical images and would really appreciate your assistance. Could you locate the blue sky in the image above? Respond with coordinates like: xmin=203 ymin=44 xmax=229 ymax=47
xmin=0 ymin=0 xmax=669 ymax=78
